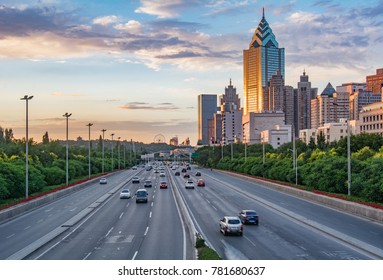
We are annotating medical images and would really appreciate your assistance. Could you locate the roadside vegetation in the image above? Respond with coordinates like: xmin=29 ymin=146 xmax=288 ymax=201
xmin=0 ymin=127 xmax=175 ymax=207
xmin=195 ymin=133 xmax=383 ymax=206
xmin=195 ymin=234 xmax=221 ymax=260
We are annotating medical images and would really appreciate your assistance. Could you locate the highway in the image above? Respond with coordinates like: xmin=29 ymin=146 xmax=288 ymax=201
xmin=1 ymin=164 xmax=383 ymax=260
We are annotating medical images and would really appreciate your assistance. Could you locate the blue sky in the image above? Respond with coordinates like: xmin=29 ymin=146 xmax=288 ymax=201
xmin=0 ymin=0 xmax=382 ymax=144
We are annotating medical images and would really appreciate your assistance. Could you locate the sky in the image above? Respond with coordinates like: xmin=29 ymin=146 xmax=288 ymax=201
xmin=0 ymin=0 xmax=382 ymax=145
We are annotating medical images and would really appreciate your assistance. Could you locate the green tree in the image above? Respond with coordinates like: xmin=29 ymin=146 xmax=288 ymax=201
xmin=42 ymin=131 xmax=49 ymax=145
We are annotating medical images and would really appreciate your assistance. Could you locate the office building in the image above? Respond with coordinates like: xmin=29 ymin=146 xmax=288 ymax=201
xmin=349 ymin=90 xmax=381 ymax=120
xmin=198 ymin=94 xmax=217 ymax=145
xmin=358 ymin=102 xmax=383 ymax=136
xmin=366 ymin=68 xmax=383 ymax=94
xmin=243 ymin=9 xmax=285 ymax=114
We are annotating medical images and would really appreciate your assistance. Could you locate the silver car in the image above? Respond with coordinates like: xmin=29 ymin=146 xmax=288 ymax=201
xmin=119 ymin=189 xmax=131 ymax=199
xmin=220 ymin=216 xmax=243 ymax=236
xmin=99 ymin=178 xmax=107 ymax=184
xmin=185 ymin=179 xmax=195 ymax=189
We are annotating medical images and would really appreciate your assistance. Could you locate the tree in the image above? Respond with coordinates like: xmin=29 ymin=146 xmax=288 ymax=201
xmin=42 ymin=131 xmax=50 ymax=145
xmin=4 ymin=128 xmax=14 ymax=143
xmin=0 ymin=126 xmax=4 ymax=144
xmin=316 ymin=131 xmax=326 ymax=150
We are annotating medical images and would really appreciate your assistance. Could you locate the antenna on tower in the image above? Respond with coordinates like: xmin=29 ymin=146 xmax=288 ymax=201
xmin=262 ymin=7 xmax=265 ymax=19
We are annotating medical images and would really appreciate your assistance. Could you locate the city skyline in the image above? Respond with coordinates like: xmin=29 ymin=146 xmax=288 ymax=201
xmin=0 ymin=0 xmax=382 ymax=144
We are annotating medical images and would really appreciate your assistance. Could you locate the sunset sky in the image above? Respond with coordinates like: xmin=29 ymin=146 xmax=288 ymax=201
xmin=0 ymin=0 xmax=382 ymax=145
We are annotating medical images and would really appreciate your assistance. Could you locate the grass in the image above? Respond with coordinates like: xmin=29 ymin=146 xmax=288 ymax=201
xmin=196 ymin=234 xmax=221 ymax=260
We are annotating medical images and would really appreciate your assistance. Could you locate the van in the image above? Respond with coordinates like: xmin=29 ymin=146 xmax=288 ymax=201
xmin=135 ymin=189 xmax=148 ymax=203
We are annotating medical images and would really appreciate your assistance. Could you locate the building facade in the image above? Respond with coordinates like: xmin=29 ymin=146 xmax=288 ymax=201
xmin=243 ymin=9 xmax=285 ymax=114
xmin=358 ymin=102 xmax=383 ymax=136
xmin=197 ymin=94 xmax=217 ymax=145
xmin=366 ymin=68 xmax=383 ymax=94
xmin=261 ymin=124 xmax=292 ymax=149
xmin=349 ymin=90 xmax=381 ymax=120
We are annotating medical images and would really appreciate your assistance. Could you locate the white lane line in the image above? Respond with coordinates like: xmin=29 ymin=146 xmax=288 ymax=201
xmin=132 ymin=251 xmax=138 ymax=260
xmin=44 ymin=208 xmax=53 ymax=212
xmin=83 ymin=252 xmax=92 ymax=260
xmin=37 ymin=219 xmax=43 ymax=223
xmin=119 ymin=212 xmax=124 ymax=219
xmin=212 ymin=205 xmax=218 ymax=211
xmin=69 ymin=207 xmax=77 ymax=212
xmin=144 ymin=226 xmax=149 ymax=236
xmin=119 ymin=231 xmax=122 ymax=234
xmin=105 ymin=227 xmax=114 ymax=237
xmin=24 ymin=226 xmax=31 ymax=230
xmin=6 ymin=234 xmax=15 ymax=239
xmin=151 ymin=202 xmax=154 ymax=207
xmin=149 ymin=211 xmax=152 ymax=218
xmin=206 ymin=199 xmax=211 ymax=204
xmin=153 ymin=195 xmax=155 ymax=199
xmin=126 ymin=203 xmax=130 ymax=208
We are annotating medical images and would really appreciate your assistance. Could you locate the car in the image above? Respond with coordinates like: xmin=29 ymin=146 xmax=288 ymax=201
xmin=175 ymin=171 xmax=180 ymax=176
xmin=220 ymin=216 xmax=243 ymax=236
xmin=239 ymin=210 xmax=259 ymax=225
xmin=135 ymin=189 xmax=148 ymax=203
xmin=119 ymin=189 xmax=131 ymax=199
xmin=185 ymin=179 xmax=194 ymax=189
xmin=187 ymin=166 xmax=191 ymax=170
xmin=197 ymin=178 xmax=205 ymax=187
xmin=195 ymin=171 xmax=201 ymax=176
xmin=181 ymin=168 xmax=187 ymax=173
xmin=160 ymin=181 xmax=168 ymax=189
xmin=99 ymin=178 xmax=107 ymax=184
xmin=144 ymin=180 xmax=152 ymax=188
xmin=132 ymin=176 xmax=140 ymax=183
xmin=183 ymin=173 xmax=190 ymax=178
xmin=145 ymin=165 xmax=152 ymax=171
xmin=154 ymin=168 xmax=159 ymax=173
xmin=160 ymin=171 xmax=166 ymax=177
xmin=132 ymin=166 xmax=137 ymax=170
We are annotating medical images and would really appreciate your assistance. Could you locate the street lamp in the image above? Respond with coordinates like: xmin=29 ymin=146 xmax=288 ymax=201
xmin=101 ymin=129 xmax=107 ymax=173
xmin=333 ymin=102 xmax=351 ymax=195
xmin=117 ymin=137 xmax=121 ymax=169
xmin=63 ymin=113 xmax=72 ymax=185
xmin=86 ymin=123 xmax=93 ymax=178
xmin=110 ymin=133 xmax=115 ymax=170
xmin=20 ymin=95 xmax=33 ymax=199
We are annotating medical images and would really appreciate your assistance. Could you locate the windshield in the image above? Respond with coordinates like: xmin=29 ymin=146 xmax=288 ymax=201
xmin=228 ymin=219 xmax=240 ymax=224
xmin=136 ymin=191 xmax=146 ymax=197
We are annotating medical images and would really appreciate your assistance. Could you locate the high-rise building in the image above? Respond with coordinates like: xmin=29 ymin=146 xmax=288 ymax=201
xmin=294 ymin=71 xmax=317 ymax=136
xmin=366 ymin=68 xmax=383 ymax=94
xmin=219 ymin=79 xmax=241 ymax=109
xmin=243 ymin=9 xmax=285 ymax=114
xmin=198 ymin=94 xmax=217 ymax=145
xmin=268 ymin=71 xmax=284 ymax=112
xmin=336 ymin=82 xmax=366 ymax=94
xmin=349 ymin=90 xmax=381 ymax=120
xmin=311 ymin=83 xmax=337 ymax=128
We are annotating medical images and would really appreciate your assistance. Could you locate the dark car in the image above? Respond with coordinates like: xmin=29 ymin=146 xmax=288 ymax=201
xmin=135 ymin=189 xmax=148 ymax=203
xmin=239 ymin=210 xmax=259 ymax=225
xmin=195 ymin=171 xmax=201 ymax=176
xmin=181 ymin=168 xmax=187 ymax=173
xmin=175 ymin=171 xmax=180 ymax=176
xmin=183 ymin=173 xmax=190 ymax=178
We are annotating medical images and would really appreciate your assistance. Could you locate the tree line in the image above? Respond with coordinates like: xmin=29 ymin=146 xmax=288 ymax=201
xmin=195 ymin=133 xmax=383 ymax=204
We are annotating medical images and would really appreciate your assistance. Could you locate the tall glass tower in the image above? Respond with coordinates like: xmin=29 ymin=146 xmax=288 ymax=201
xmin=243 ymin=9 xmax=285 ymax=114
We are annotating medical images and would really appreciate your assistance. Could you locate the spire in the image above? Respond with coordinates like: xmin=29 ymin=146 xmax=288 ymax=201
xmin=229 ymin=78 xmax=232 ymax=86
xmin=262 ymin=7 xmax=265 ymax=19
xmin=303 ymin=68 xmax=306 ymax=76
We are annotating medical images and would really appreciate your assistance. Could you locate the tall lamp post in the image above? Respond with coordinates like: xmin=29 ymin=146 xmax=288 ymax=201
xmin=101 ymin=129 xmax=107 ymax=173
xmin=63 ymin=113 xmax=72 ymax=185
xmin=110 ymin=133 xmax=115 ymax=170
xmin=86 ymin=123 xmax=93 ymax=178
xmin=117 ymin=137 xmax=121 ymax=169
xmin=20 ymin=95 xmax=33 ymax=199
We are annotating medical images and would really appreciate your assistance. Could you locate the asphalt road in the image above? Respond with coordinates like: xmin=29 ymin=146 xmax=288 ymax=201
xmin=1 ymin=164 xmax=383 ymax=260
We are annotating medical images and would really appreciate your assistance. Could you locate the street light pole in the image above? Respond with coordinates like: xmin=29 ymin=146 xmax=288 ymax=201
xmin=63 ymin=113 xmax=72 ymax=185
xmin=86 ymin=123 xmax=93 ymax=178
xmin=101 ymin=129 xmax=106 ymax=173
xmin=110 ymin=133 xmax=115 ymax=170
xmin=118 ymin=137 xmax=121 ymax=169
xmin=20 ymin=95 xmax=33 ymax=199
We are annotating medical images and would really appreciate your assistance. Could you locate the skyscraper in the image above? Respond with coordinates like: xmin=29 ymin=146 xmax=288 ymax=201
xmin=198 ymin=94 xmax=217 ymax=145
xmin=243 ymin=9 xmax=285 ymax=114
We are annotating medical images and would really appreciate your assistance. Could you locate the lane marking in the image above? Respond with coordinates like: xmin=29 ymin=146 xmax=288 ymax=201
xmin=132 ymin=251 xmax=138 ymax=260
xmin=83 ymin=252 xmax=91 ymax=260
xmin=149 ymin=211 xmax=152 ymax=218
xmin=24 ymin=226 xmax=31 ymax=230
xmin=44 ymin=208 xmax=53 ymax=212
xmin=37 ymin=219 xmax=43 ymax=223
xmin=6 ymin=234 xmax=15 ymax=239
xmin=151 ymin=202 xmax=154 ymax=207
xmin=105 ymin=227 xmax=114 ymax=237
xmin=212 ymin=205 xmax=218 ymax=211
xmin=69 ymin=207 xmax=77 ymax=212
xmin=144 ymin=226 xmax=149 ymax=236
xmin=119 ymin=212 xmax=124 ymax=219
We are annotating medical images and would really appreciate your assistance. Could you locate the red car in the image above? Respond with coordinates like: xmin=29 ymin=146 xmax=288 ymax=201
xmin=197 ymin=179 xmax=205 ymax=187
xmin=183 ymin=173 xmax=190 ymax=178
xmin=160 ymin=181 xmax=168 ymax=189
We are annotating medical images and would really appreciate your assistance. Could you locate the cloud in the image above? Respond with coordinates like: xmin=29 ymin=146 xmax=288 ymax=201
xmin=135 ymin=0 xmax=204 ymax=19
xmin=114 ymin=20 xmax=143 ymax=34
xmin=120 ymin=102 xmax=180 ymax=110
xmin=93 ymin=15 xmax=119 ymax=26
xmin=205 ymin=0 xmax=254 ymax=17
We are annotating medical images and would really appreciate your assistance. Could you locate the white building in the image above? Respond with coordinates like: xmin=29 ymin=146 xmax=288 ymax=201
xmin=299 ymin=128 xmax=316 ymax=144
xmin=300 ymin=120 xmax=348 ymax=144
xmin=242 ymin=111 xmax=285 ymax=144
xmin=261 ymin=124 xmax=292 ymax=149
xmin=222 ymin=110 xmax=243 ymax=144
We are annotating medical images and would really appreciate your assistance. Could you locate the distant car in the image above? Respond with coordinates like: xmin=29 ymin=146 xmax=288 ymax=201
xmin=220 ymin=216 xmax=243 ymax=236
xmin=119 ymin=189 xmax=131 ymax=199
xmin=175 ymin=171 xmax=180 ymax=176
xmin=144 ymin=180 xmax=152 ymax=188
xmin=187 ymin=166 xmax=191 ymax=170
xmin=99 ymin=178 xmax=107 ymax=184
xmin=197 ymin=178 xmax=205 ymax=187
xmin=160 ymin=181 xmax=168 ymax=189
xmin=132 ymin=166 xmax=137 ymax=170
xmin=195 ymin=171 xmax=201 ymax=176
xmin=239 ymin=210 xmax=259 ymax=225
xmin=181 ymin=168 xmax=187 ymax=173
xmin=135 ymin=189 xmax=148 ymax=203
xmin=160 ymin=172 xmax=166 ymax=177
xmin=183 ymin=173 xmax=190 ymax=178
xmin=185 ymin=179 xmax=194 ymax=189
xmin=145 ymin=166 xmax=152 ymax=171
xmin=132 ymin=176 xmax=140 ymax=183
xmin=154 ymin=169 xmax=159 ymax=173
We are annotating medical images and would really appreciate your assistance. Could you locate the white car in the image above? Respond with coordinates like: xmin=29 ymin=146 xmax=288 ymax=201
xmin=132 ymin=176 xmax=140 ymax=183
xmin=119 ymin=189 xmax=131 ymax=199
xmin=220 ymin=216 xmax=243 ymax=236
xmin=185 ymin=179 xmax=195 ymax=189
xmin=160 ymin=171 xmax=166 ymax=177
xmin=99 ymin=178 xmax=107 ymax=184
